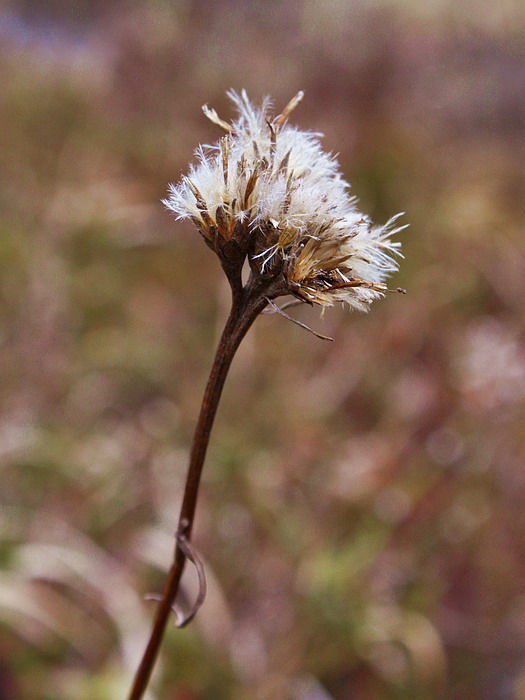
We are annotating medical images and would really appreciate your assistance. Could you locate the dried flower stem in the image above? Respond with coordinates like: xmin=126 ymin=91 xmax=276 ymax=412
xmin=129 ymin=90 xmax=406 ymax=698
xmin=128 ymin=274 xmax=282 ymax=700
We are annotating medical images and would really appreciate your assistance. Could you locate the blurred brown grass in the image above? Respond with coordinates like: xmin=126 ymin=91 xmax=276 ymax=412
xmin=1 ymin=1 xmax=525 ymax=698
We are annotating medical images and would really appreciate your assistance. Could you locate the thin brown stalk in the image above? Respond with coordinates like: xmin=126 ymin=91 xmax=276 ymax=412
xmin=128 ymin=276 xmax=280 ymax=700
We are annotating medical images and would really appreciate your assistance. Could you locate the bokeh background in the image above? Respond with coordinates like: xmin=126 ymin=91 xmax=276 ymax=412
xmin=1 ymin=0 xmax=525 ymax=698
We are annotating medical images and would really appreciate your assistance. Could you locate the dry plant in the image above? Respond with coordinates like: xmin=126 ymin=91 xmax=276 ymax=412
xmin=128 ymin=90 xmax=406 ymax=699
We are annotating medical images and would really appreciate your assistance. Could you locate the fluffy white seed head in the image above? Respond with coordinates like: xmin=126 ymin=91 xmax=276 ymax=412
xmin=164 ymin=90 xmax=405 ymax=310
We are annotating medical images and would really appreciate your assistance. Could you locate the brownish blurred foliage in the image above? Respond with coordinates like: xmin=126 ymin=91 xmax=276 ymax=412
xmin=1 ymin=1 xmax=525 ymax=698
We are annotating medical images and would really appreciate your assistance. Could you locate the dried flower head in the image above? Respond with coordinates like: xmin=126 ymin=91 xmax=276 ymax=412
xmin=165 ymin=90 xmax=405 ymax=311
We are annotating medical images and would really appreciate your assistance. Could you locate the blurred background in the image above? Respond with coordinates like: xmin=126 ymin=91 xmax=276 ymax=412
xmin=1 ymin=0 xmax=525 ymax=698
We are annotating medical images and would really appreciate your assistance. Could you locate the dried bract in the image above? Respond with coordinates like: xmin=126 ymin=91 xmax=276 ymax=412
xmin=165 ymin=90 xmax=405 ymax=310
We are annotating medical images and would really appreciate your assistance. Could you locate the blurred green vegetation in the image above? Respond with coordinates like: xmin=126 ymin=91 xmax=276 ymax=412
xmin=1 ymin=0 xmax=525 ymax=698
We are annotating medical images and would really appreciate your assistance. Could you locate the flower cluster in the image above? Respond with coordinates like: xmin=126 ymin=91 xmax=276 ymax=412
xmin=165 ymin=90 xmax=405 ymax=311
